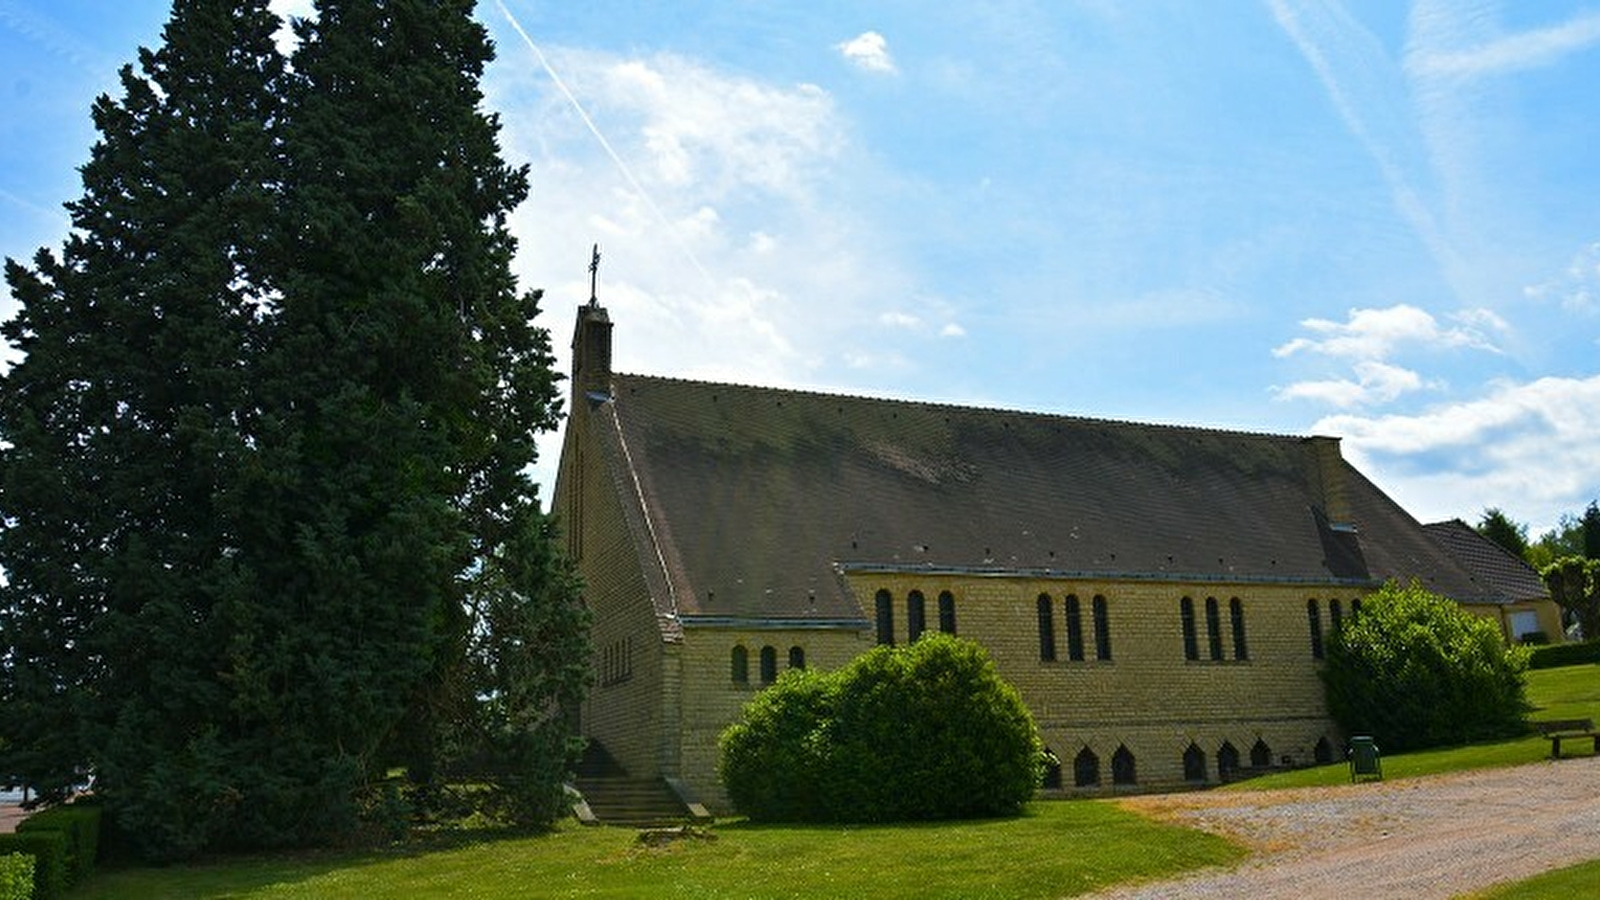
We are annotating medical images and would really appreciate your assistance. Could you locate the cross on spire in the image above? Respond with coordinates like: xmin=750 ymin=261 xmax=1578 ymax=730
xmin=588 ymin=243 xmax=601 ymax=305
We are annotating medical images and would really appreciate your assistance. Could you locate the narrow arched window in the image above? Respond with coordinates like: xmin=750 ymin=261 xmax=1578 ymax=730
xmin=1350 ymin=597 xmax=1363 ymax=617
xmin=1217 ymin=741 xmax=1239 ymax=780
xmin=1180 ymin=597 xmax=1198 ymax=661
xmin=759 ymin=646 xmax=778 ymax=684
xmin=907 ymin=590 xmax=926 ymax=643
xmin=1329 ymin=598 xmax=1343 ymax=633
xmin=1307 ymin=599 xmax=1325 ymax=660
xmin=1092 ymin=595 xmax=1112 ymax=661
xmin=938 ymin=591 xmax=957 ymax=634
xmin=1065 ymin=594 xmax=1085 ymax=661
xmin=1314 ymin=736 xmax=1334 ymax=764
xmin=1229 ymin=597 xmax=1248 ymax=661
xmin=1183 ymin=743 xmax=1206 ymax=782
xmin=788 ymin=646 xmax=805 ymax=670
xmin=1041 ymin=749 xmax=1062 ymax=789
xmin=1251 ymin=739 xmax=1272 ymax=768
xmin=1074 ymin=747 xmax=1100 ymax=787
xmin=875 ymin=589 xmax=894 ymax=645
xmin=1111 ymin=745 xmax=1136 ymax=785
xmin=731 ymin=645 xmax=749 ymax=684
xmin=1205 ymin=597 xmax=1223 ymax=661
xmin=1037 ymin=594 xmax=1057 ymax=661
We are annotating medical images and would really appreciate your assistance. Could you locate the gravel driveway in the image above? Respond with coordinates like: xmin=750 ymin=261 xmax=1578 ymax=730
xmin=1091 ymin=754 xmax=1600 ymax=899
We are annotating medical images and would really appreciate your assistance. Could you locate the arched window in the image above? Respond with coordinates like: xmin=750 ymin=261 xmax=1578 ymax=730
xmin=938 ymin=590 xmax=957 ymax=634
xmin=788 ymin=646 xmax=805 ymax=670
xmin=1092 ymin=595 xmax=1112 ymax=661
xmin=1314 ymin=736 xmax=1334 ymax=764
xmin=1111 ymin=745 xmax=1136 ymax=785
xmin=1041 ymin=748 xmax=1062 ymax=789
xmin=1307 ymin=599 xmax=1325 ymax=660
xmin=908 ymin=590 xmax=926 ymax=643
xmin=1230 ymin=597 xmax=1248 ymax=661
xmin=731 ymin=645 xmax=749 ymax=684
xmin=1350 ymin=597 xmax=1363 ymax=617
xmin=1037 ymin=594 xmax=1057 ymax=661
xmin=759 ymin=646 xmax=778 ymax=684
xmin=1329 ymin=598 xmax=1343 ymax=633
xmin=1180 ymin=597 xmax=1199 ymax=661
xmin=1183 ymin=743 xmax=1207 ymax=782
xmin=1250 ymin=738 xmax=1272 ymax=768
xmin=1065 ymin=594 xmax=1085 ymax=661
xmin=1217 ymin=741 xmax=1240 ymax=781
xmin=875 ymin=589 xmax=894 ymax=646
xmin=1205 ymin=597 xmax=1224 ymax=661
xmin=1074 ymin=747 xmax=1101 ymax=787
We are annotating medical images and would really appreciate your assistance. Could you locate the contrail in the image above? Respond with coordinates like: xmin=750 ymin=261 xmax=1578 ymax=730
xmin=493 ymin=0 xmax=716 ymax=289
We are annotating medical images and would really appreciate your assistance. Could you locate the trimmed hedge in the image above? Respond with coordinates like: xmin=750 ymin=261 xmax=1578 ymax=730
xmin=16 ymin=805 xmax=101 ymax=884
xmin=720 ymin=633 xmax=1043 ymax=823
xmin=1528 ymin=640 xmax=1600 ymax=670
xmin=0 ymin=833 xmax=66 ymax=900
xmin=0 ymin=853 xmax=33 ymax=900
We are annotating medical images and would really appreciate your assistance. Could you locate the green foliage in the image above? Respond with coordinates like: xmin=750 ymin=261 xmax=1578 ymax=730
xmin=15 ymin=805 xmax=100 ymax=883
xmin=0 ymin=0 xmax=586 ymax=860
xmin=0 ymin=853 xmax=33 ymax=900
xmin=1585 ymin=501 xmax=1600 ymax=560
xmin=0 ymin=833 xmax=66 ymax=900
xmin=1322 ymin=581 xmax=1529 ymax=753
xmin=1527 ymin=640 xmax=1600 ymax=669
xmin=1476 ymin=508 xmax=1530 ymax=561
xmin=1541 ymin=556 xmax=1600 ymax=641
xmin=719 ymin=634 xmax=1042 ymax=823
xmin=1529 ymin=511 xmax=1588 ymax=570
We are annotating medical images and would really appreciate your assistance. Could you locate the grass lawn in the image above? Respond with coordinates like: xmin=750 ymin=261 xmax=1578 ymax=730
xmin=1468 ymin=859 xmax=1600 ymax=898
xmin=1226 ymin=663 xmax=1600 ymax=791
xmin=69 ymin=800 xmax=1242 ymax=899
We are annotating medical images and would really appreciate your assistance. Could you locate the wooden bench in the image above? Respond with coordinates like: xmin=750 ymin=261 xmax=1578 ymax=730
xmin=1534 ymin=718 xmax=1600 ymax=758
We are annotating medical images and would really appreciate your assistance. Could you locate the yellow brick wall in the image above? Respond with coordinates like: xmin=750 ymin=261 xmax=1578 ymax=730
xmin=1459 ymin=599 xmax=1566 ymax=646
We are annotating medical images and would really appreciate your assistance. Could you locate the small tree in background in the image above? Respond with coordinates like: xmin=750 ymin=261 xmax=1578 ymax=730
xmin=1542 ymin=557 xmax=1600 ymax=642
xmin=1476 ymin=508 xmax=1530 ymax=561
xmin=719 ymin=634 xmax=1042 ymax=823
xmin=1322 ymin=581 xmax=1529 ymax=754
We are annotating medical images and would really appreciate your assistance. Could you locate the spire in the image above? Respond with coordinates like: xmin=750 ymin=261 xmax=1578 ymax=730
xmin=573 ymin=243 xmax=612 ymax=403
xmin=588 ymin=243 xmax=601 ymax=306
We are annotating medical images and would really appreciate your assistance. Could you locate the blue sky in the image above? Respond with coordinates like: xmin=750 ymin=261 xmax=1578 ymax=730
xmin=4 ymin=1 xmax=1600 ymax=536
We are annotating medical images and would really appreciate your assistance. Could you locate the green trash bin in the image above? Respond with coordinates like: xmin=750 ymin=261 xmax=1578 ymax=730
xmin=1348 ymin=736 xmax=1382 ymax=782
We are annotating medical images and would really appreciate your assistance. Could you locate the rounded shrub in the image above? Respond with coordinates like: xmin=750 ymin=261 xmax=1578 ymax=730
xmin=719 ymin=633 xmax=1042 ymax=822
xmin=1322 ymin=580 xmax=1529 ymax=753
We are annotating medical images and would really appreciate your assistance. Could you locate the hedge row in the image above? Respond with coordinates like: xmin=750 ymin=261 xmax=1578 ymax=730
xmin=0 ymin=803 xmax=102 ymax=900
xmin=1528 ymin=640 xmax=1600 ymax=670
xmin=0 ymin=853 xmax=33 ymax=900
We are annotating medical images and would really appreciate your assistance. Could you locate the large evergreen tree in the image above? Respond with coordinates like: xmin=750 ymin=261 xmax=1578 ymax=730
xmin=0 ymin=0 xmax=587 ymax=859
xmin=0 ymin=0 xmax=283 ymax=859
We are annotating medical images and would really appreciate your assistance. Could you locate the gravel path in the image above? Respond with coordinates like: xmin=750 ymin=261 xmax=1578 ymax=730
xmin=1090 ymin=755 xmax=1600 ymax=899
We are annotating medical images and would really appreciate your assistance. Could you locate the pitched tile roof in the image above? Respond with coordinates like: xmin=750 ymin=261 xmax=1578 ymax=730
xmin=587 ymin=373 xmax=1492 ymax=624
xmin=1423 ymin=519 xmax=1549 ymax=603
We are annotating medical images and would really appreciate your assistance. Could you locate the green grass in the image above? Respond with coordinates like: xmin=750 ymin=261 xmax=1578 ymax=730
xmin=1226 ymin=662 xmax=1600 ymax=791
xmin=69 ymin=801 xmax=1242 ymax=899
xmin=1467 ymin=859 xmax=1600 ymax=898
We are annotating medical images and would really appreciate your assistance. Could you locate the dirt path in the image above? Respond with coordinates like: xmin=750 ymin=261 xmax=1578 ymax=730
xmin=1090 ymin=755 xmax=1600 ymax=898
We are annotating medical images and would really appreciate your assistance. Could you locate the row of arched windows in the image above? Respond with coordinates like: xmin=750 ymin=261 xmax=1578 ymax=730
xmin=1180 ymin=596 xmax=1247 ymax=662
xmin=1043 ymin=736 xmax=1338 ymax=788
xmin=731 ymin=644 xmax=805 ymax=685
xmin=1037 ymin=593 xmax=1112 ymax=662
xmin=874 ymin=589 xmax=957 ymax=645
xmin=1307 ymin=597 xmax=1363 ymax=660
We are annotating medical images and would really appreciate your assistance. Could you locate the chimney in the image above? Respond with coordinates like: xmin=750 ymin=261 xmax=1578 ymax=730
xmin=572 ymin=300 xmax=612 ymax=404
xmin=1303 ymin=435 xmax=1353 ymax=529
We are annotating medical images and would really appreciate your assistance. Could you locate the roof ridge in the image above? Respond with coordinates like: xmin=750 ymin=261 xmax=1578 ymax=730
xmin=612 ymin=371 xmax=1319 ymax=442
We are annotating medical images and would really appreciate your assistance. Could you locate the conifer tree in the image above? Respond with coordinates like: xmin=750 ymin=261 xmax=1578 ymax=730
xmin=0 ymin=0 xmax=283 ymax=859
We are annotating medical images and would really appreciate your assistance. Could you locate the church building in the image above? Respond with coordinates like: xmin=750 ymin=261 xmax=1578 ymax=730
xmin=552 ymin=299 xmax=1561 ymax=812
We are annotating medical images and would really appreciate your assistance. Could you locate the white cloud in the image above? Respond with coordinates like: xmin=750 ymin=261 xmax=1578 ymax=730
xmin=1408 ymin=9 xmax=1600 ymax=80
xmin=1524 ymin=241 xmax=1600 ymax=313
xmin=836 ymin=31 xmax=897 ymax=74
xmin=1273 ymin=303 xmax=1501 ymax=360
xmin=1311 ymin=374 xmax=1600 ymax=532
xmin=1276 ymin=360 xmax=1426 ymax=408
